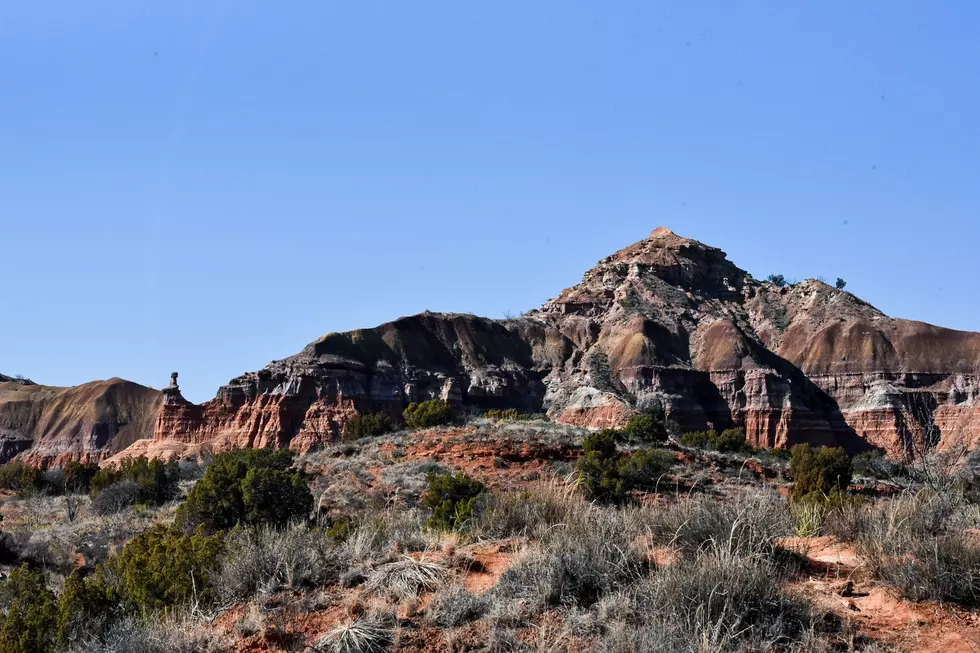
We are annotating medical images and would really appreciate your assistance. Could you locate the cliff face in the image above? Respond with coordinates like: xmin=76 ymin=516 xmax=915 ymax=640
xmin=145 ymin=227 xmax=979 ymax=460
xmin=0 ymin=377 xmax=163 ymax=465
xmin=7 ymin=227 xmax=976 ymax=465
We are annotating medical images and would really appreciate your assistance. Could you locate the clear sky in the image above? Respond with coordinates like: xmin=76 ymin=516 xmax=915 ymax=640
xmin=2 ymin=1 xmax=978 ymax=403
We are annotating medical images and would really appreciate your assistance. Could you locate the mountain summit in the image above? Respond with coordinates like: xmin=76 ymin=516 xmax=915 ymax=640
xmin=3 ymin=229 xmax=978 ymax=463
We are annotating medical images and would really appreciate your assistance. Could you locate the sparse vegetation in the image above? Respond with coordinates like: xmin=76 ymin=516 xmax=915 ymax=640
xmin=623 ymin=411 xmax=668 ymax=443
xmin=767 ymin=273 xmax=787 ymax=287
xmin=345 ymin=412 xmax=395 ymax=440
xmin=176 ymin=448 xmax=311 ymax=532
xmin=0 ymin=414 xmax=962 ymax=651
xmin=0 ymin=564 xmax=57 ymax=653
xmin=421 ymin=471 xmax=486 ymax=531
xmin=403 ymin=399 xmax=453 ymax=429
xmin=483 ymin=408 xmax=534 ymax=421
xmin=577 ymin=431 xmax=674 ymax=504
xmin=789 ymin=444 xmax=853 ymax=500
xmin=89 ymin=456 xmax=180 ymax=507
xmin=107 ymin=524 xmax=225 ymax=612
xmin=678 ymin=427 xmax=753 ymax=453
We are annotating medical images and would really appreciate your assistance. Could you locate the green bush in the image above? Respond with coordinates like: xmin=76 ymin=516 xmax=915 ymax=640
xmin=89 ymin=456 xmax=180 ymax=506
xmin=789 ymin=444 xmax=853 ymax=499
xmin=578 ymin=433 xmax=674 ymax=504
xmin=483 ymin=409 xmax=533 ymax=421
xmin=767 ymin=274 xmax=787 ymax=287
xmin=56 ymin=569 xmax=121 ymax=646
xmin=617 ymin=449 xmax=675 ymax=488
xmin=623 ymin=413 xmax=668 ymax=443
xmin=241 ymin=467 xmax=314 ymax=528
xmin=582 ymin=430 xmax=619 ymax=458
xmin=0 ymin=564 xmax=57 ymax=653
xmin=679 ymin=427 xmax=753 ymax=453
xmin=403 ymin=399 xmax=453 ymax=429
xmin=422 ymin=472 xmax=486 ymax=531
xmin=345 ymin=411 xmax=395 ymax=440
xmin=62 ymin=461 xmax=100 ymax=493
xmin=176 ymin=449 xmax=311 ymax=532
xmin=107 ymin=524 xmax=225 ymax=613
xmin=0 ymin=461 xmax=54 ymax=495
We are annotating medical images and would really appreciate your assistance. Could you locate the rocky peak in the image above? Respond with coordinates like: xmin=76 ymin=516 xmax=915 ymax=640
xmin=538 ymin=227 xmax=747 ymax=321
xmin=0 ymin=373 xmax=35 ymax=386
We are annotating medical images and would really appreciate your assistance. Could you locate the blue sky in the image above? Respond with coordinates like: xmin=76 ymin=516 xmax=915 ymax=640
xmin=2 ymin=1 xmax=978 ymax=403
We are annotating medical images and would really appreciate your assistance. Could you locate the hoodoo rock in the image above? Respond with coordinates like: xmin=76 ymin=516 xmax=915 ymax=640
xmin=5 ymin=228 xmax=979 ymax=464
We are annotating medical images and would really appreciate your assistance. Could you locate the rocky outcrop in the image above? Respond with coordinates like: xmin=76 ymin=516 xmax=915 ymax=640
xmin=0 ymin=376 xmax=163 ymax=465
xmin=7 ymin=227 xmax=977 ymax=464
xmin=142 ymin=227 xmax=979 ymax=460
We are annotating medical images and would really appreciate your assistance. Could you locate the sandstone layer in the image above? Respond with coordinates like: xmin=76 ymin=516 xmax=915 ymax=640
xmin=144 ymin=227 xmax=979 ymax=460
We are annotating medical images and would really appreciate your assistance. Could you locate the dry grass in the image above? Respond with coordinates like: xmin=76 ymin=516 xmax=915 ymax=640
xmin=315 ymin=612 xmax=396 ymax=653
xmin=365 ymin=555 xmax=448 ymax=600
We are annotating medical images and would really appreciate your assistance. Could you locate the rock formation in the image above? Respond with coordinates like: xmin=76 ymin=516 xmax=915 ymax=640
xmin=4 ymin=228 xmax=978 ymax=464
xmin=141 ymin=227 xmax=980 ymax=460
xmin=0 ymin=376 xmax=163 ymax=465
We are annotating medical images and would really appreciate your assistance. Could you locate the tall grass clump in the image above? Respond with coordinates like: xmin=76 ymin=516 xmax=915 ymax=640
xmin=601 ymin=549 xmax=814 ymax=653
xmin=642 ymin=488 xmax=792 ymax=561
xmin=491 ymin=504 xmax=646 ymax=610
xmin=851 ymin=489 xmax=980 ymax=606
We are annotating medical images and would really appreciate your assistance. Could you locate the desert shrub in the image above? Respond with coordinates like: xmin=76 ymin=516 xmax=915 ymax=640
xmin=89 ymin=456 xmax=179 ymax=506
xmin=242 ymin=467 xmax=314 ymax=527
xmin=0 ymin=564 xmax=57 ymax=653
xmin=426 ymin=584 xmax=488 ymax=627
xmin=617 ymin=449 xmax=674 ymax=488
xmin=493 ymin=508 xmax=645 ymax=609
xmin=213 ymin=524 xmax=338 ymax=601
xmin=0 ymin=461 xmax=31 ymax=490
xmin=365 ymin=556 xmax=447 ymax=600
xmin=345 ymin=412 xmax=394 ymax=440
xmin=56 ymin=569 xmax=122 ymax=647
xmin=678 ymin=427 xmax=752 ymax=453
xmin=483 ymin=409 xmax=533 ymax=421
xmin=176 ymin=449 xmax=311 ymax=532
xmin=91 ymin=479 xmax=141 ymax=515
xmin=315 ymin=612 xmax=395 ymax=653
xmin=0 ymin=460 xmax=54 ymax=494
xmin=62 ymin=614 xmax=226 ymax=653
xmin=853 ymin=491 xmax=980 ymax=606
xmin=403 ymin=399 xmax=452 ymax=429
xmin=583 ymin=429 xmax=619 ymax=456
xmin=0 ymin=461 xmax=58 ymax=495
xmin=790 ymin=444 xmax=853 ymax=499
xmin=642 ymin=488 xmax=791 ymax=560
xmin=61 ymin=461 xmax=100 ymax=493
xmin=473 ymin=479 xmax=581 ymax=539
xmin=422 ymin=471 xmax=486 ymax=531
xmin=341 ymin=508 xmax=428 ymax=563
xmin=623 ymin=412 xmax=668 ymax=444
xmin=852 ymin=451 xmax=906 ymax=481
xmin=767 ymin=273 xmax=787 ymax=287
xmin=601 ymin=549 xmax=812 ymax=652
xmin=578 ymin=432 xmax=674 ymax=504
xmin=106 ymin=524 xmax=225 ymax=612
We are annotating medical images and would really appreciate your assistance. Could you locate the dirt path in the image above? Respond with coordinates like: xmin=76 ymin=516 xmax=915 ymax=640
xmin=783 ymin=536 xmax=980 ymax=653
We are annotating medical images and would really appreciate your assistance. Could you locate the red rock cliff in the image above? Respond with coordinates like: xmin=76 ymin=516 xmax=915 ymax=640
xmin=143 ymin=227 xmax=978 ymax=460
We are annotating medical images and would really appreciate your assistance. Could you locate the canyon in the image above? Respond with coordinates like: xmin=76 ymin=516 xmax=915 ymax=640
xmin=3 ymin=227 xmax=978 ymax=464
